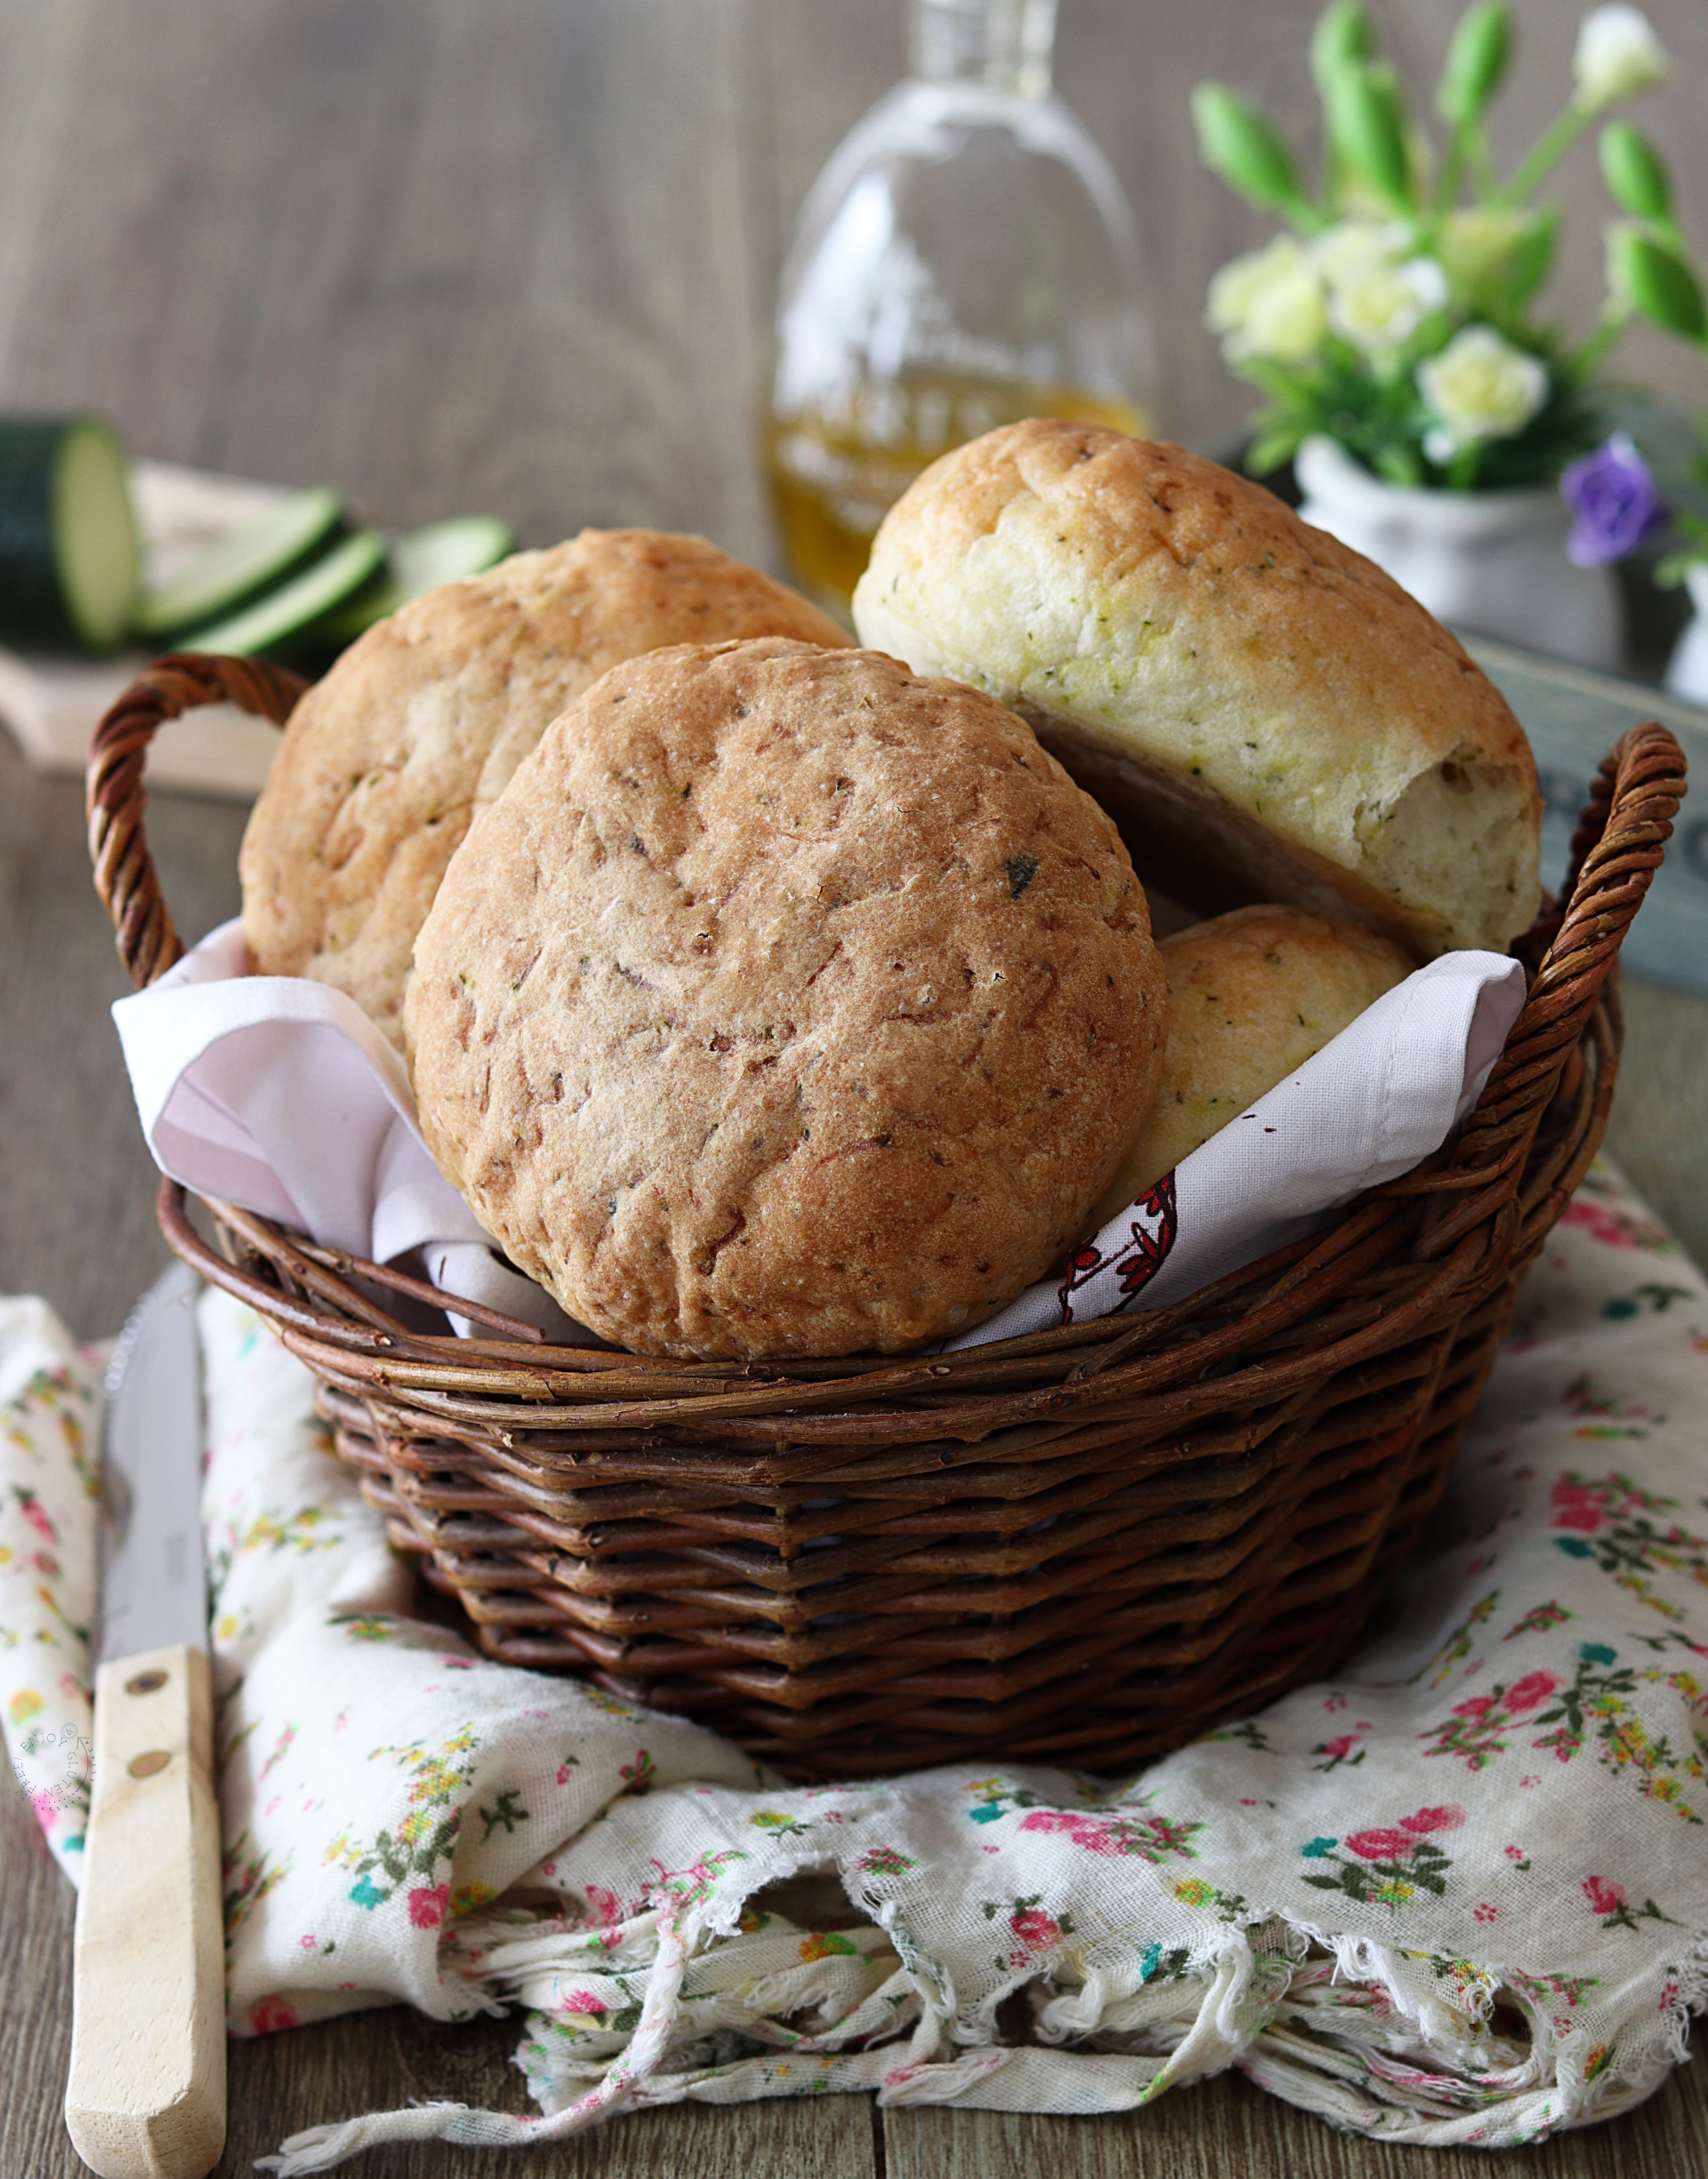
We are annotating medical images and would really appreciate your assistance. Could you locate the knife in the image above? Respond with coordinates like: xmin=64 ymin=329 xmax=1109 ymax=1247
xmin=64 ymin=1261 xmax=225 ymax=2179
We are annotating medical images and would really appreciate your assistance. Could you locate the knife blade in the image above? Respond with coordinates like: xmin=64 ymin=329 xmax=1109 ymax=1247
xmin=65 ymin=1262 xmax=225 ymax=2179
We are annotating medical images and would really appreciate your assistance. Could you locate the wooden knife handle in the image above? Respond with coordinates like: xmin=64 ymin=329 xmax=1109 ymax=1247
xmin=66 ymin=1644 xmax=225 ymax=2179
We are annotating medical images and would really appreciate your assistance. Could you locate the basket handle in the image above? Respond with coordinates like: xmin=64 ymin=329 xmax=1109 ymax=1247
xmin=86 ymin=653 xmax=308 ymax=990
xmin=1438 ymin=718 xmax=1686 ymax=1208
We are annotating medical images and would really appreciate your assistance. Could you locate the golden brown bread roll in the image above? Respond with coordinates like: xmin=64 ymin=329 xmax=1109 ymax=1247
xmin=853 ymin=421 xmax=1542 ymax=960
xmin=406 ymin=638 xmax=1170 ymax=1359
xmin=239 ymin=529 xmax=849 ymax=1045
xmin=1085 ymin=904 xmax=1414 ymax=1231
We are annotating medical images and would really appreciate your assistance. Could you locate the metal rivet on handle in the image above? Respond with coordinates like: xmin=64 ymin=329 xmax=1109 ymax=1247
xmin=128 ymin=1750 xmax=171 ymax=1779
xmin=125 ymin=1669 xmax=168 ymax=1695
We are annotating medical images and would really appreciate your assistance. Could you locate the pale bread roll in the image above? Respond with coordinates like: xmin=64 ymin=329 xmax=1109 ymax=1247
xmin=240 ymin=529 xmax=848 ymax=1045
xmin=1086 ymin=904 xmax=1414 ymax=1231
xmin=853 ymin=421 xmax=1542 ymax=960
xmin=407 ymin=640 xmax=1169 ymax=1359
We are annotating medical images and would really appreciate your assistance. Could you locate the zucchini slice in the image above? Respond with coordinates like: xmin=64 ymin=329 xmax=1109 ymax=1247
xmin=132 ymin=485 xmax=345 ymax=640
xmin=0 ymin=416 xmax=139 ymax=651
xmin=319 ymin=512 xmax=514 ymax=645
xmin=183 ymin=528 xmax=386 ymax=658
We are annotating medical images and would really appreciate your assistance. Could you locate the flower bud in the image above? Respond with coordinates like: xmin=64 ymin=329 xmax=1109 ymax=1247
xmin=1608 ymin=225 xmax=1706 ymax=340
xmin=1191 ymin=85 xmax=1311 ymax=219
xmin=1309 ymin=2 xmax=1374 ymax=93
xmin=1574 ymin=6 xmax=1670 ymax=113
xmin=1438 ymin=4 xmax=1511 ymax=126
xmin=1599 ymin=121 xmax=1672 ymax=222
xmin=1324 ymin=62 xmax=1413 ymax=212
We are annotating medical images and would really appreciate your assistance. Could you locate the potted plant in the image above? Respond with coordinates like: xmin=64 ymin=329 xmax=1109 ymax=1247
xmin=1565 ymin=122 xmax=1708 ymax=700
xmin=1192 ymin=2 xmax=1672 ymax=666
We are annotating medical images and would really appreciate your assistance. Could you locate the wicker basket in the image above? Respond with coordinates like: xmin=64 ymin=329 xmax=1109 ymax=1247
xmin=87 ymin=653 xmax=1687 ymax=1780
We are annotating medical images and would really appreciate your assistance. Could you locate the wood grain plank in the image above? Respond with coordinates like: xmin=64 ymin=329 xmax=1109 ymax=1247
xmin=884 ymin=2058 xmax=1708 ymax=2179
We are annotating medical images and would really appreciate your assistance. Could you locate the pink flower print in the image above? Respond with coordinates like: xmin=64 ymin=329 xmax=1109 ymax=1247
xmin=1521 ymin=1775 xmax=1540 ymax=1788
xmin=1551 ymin=1483 xmax=1606 ymax=1533
xmin=1318 ymin=1734 xmax=1358 ymax=1761
xmin=18 ymin=1492 xmax=55 ymax=1543
xmin=1346 ymin=1828 xmax=1414 ymax=1861
xmin=248 ymin=1996 xmax=299 ymax=2035
xmin=1505 ymin=1844 xmax=1526 ymax=1860
xmin=1010 ymin=1906 xmax=1063 ymax=1951
xmin=407 ymin=1884 xmax=449 ymax=1930
xmin=1583 ymin=1876 xmax=1626 ymax=1917
xmin=1505 ymin=1672 xmax=1559 ymax=1715
xmin=1474 ymin=1903 xmax=1498 ymax=1923
xmin=1400 ymin=1806 xmax=1466 ymax=1836
xmin=560 ymin=1989 xmax=605 ymax=2014
xmin=1454 ymin=1695 xmax=1496 ymax=1720
xmin=1560 ymin=1199 xmax=1642 ymax=1248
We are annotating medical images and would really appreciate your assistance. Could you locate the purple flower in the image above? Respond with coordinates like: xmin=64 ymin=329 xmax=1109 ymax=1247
xmin=1560 ymin=433 xmax=1667 ymax=567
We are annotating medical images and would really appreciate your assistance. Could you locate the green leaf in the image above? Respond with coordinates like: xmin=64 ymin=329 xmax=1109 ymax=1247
xmin=1191 ymin=84 xmax=1313 ymax=221
xmin=1438 ymin=4 xmax=1511 ymax=125
xmin=1310 ymin=2 xmax=1374 ymax=93
xmin=1507 ymin=204 xmax=1560 ymax=306
xmin=1613 ymin=227 xmax=1707 ymax=341
xmin=1324 ymin=61 xmax=1414 ymax=211
xmin=1599 ymin=122 xmax=1672 ymax=222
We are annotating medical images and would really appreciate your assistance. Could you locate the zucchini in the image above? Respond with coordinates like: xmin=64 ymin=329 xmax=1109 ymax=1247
xmin=182 ymin=528 xmax=386 ymax=659
xmin=132 ymin=485 xmax=344 ymax=640
xmin=0 ymin=416 xmax=139 ymax=651
xmin=318 ymin=512 xmax=514 ymax=646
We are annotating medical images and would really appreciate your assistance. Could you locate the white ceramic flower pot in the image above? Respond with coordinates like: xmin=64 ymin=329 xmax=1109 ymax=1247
xmin=1663 ymin=565 xmax=1708 ymax=709
xmin=1294 ymin=434 xmax=1622 ymax=670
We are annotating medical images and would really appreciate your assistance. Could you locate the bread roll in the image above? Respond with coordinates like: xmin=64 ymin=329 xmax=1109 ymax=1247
xmin=1086 ymin=903 xmax=1414 ymax=1231
xmin=853 ymin=421 xmax=1541 ymax=960
xmin=240 ymin=529 xmax=849 ymax=1045
xmin=406 ymin=638 xmax=1169 ymax=1359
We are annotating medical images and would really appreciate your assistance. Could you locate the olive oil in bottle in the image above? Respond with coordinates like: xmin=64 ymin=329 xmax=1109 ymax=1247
xmin=766 ymin=0 xmax=1156 ymax=614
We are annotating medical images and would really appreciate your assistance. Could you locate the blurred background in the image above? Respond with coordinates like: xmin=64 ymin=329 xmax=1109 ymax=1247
xmin=2 ymin=0 xmax=1704 ymax=567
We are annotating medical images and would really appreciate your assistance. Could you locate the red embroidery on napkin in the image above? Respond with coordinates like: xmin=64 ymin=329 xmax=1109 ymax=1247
xmin=1056 ymin=1174 xmax=1179 ymax=1324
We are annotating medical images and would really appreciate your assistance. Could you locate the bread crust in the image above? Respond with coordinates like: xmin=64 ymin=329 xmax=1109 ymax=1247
xmin=853 ymin=421 xmax=1542 ymax=957
xmin=239 ymin=530 xmax=849 ymax=1044
xmin=406 ymin=637 xmax=1169 ymax=1358
xmin=1088 ymin=903 xmax=1414 ymax=1230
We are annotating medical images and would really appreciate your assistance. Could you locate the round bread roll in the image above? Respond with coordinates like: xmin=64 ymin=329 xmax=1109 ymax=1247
xmin=406 ymin=637 xmax=1169 ymax=1359
xmin=239 ymin=529 xmax=848 ymax=1045
xmin=1086 ymin=903 xmax=1414 ymax=1231
xmin=852 ymin=421 xmax=1541 ymax=960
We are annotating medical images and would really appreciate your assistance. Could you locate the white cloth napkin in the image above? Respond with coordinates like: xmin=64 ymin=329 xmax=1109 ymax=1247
xmin=113 ymin=921 xmax=1526 ymax=1349
xmin=4 ymin=1161 xmax=1706 ymax=2170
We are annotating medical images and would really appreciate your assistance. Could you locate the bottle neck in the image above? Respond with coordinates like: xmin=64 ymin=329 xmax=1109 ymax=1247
xmin=907 ymin=0 xmax=1057 ymax=97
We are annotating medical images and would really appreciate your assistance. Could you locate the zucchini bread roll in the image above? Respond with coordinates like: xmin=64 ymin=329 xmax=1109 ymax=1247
xmin=240 ymin=529 xmax=849 ymax=1046
xmin=853 ymin=420 xmax=1541 ymax=960
xmin=1086 ymin=903 xmax=1414 ymax=1231
xmin=407 ymin=638 xmax=1169 ymax=1359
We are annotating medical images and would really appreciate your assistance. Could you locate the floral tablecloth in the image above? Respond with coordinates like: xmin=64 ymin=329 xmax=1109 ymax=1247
xmin=4 ymin=1161 xmax=1706 ymax=2172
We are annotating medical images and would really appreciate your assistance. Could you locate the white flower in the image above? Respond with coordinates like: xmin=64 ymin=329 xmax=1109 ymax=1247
xmin=1326 ymin=253 xmax=1448 ymax=355
xmin=1205 ymin=236 xmax=1327 ymax=365
xmin=1438 ymin=208 xmax=1534 ymax=294
xmin=1309 ymin=219 xmax=1409 ymax=286
xmin=1573 ymin=6 xmax=1670 ymax=111
xmin=1417 ymin=326 xmax=1550 ymax=457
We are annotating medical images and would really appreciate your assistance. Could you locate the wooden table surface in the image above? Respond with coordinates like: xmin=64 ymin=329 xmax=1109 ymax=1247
xmin=2 ymin=3 xmax=1707 ymax=2172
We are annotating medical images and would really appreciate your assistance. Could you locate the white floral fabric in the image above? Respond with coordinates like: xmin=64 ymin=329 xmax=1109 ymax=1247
xmin=4 ymin=1161 xmax=1707 ymax=2173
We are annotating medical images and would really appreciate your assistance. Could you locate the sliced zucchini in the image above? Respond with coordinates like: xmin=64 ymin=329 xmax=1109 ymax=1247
xmin=132 ymin=485 xmax=345 ymax=640
xmin=182 ymin=528 xmax=387 ymax=659
xmin=318 ymin=513 xmax=515 ymax=646
xmin=0 ymin=416 xmax=139 ymax=651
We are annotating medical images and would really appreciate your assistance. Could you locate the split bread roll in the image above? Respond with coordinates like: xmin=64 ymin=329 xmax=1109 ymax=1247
xmin=1086 ymin=903 xmax=1414 ymax=1232
xmin=239 ymin=529 xmax=849 ymax=1045
xmin=853 ymin=421 xmax=1542 ymax=960
xmin=406 ymin=638 xmax=1170 ymax=1360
